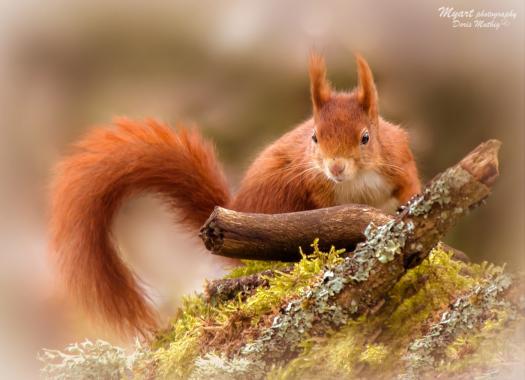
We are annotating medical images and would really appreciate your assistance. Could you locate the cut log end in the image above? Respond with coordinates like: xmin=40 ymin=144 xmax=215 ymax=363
xmin=199 ymin=210 xmax=224 ymax=251
xmin=460 ymin=139 xmax=501 ymax=186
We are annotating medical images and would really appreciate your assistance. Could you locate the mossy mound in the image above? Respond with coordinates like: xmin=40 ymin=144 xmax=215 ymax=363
xmin=39 ymin=244 xmax=524 ymax=379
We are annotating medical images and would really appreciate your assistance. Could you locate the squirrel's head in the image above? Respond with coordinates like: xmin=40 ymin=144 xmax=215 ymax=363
xmin=309 ymin=53 xmax=381 ymax=183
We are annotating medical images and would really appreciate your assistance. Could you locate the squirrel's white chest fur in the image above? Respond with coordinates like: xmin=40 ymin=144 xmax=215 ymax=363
xmin=332 ymin=170 xmax=399 ymax=214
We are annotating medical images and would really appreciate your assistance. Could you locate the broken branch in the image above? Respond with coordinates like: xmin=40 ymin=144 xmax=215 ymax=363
xmin=200 ymin=203 xmax=391 ymax=261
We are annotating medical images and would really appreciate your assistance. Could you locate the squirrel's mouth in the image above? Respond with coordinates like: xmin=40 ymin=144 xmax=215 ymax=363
xmin=326 ymin=173 xmax=345 ymax=183
xmin=324 ymin=170 xmax=355 ymax=183
xmin=324 ymin=166 xmax=357 ymax=183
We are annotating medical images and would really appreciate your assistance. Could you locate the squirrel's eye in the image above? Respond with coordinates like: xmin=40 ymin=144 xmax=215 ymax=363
xmin=312 ymin=132 xmax=318 ymax=143
xmin=361 ymin=131 xmax=370 ymax=145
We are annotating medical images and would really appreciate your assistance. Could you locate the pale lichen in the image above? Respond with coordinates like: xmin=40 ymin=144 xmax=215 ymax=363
xmin=264 ymin=248 xmax=522 ymax=380
xmin=238 ymin=217 xmax=416 ymax=370
xmin=39 ymin=248 xmax=523 ymax=380
xmin=190 ymin=353 xmax=265 ymax=380
xmin=361 ymin=219 xmax=414 ymax=265
xmin=38 ymin=339 xmax=151 ymax=380
xmin=407 ymin=166 xmax=471 ymax=217
xmin=399 ymin=270 xmax=515 ymax=379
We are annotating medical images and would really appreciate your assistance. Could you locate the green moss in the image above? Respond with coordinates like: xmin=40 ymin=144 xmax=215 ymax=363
xmin=226 ymin=238 xmax=344 ymax=280
xmin=153 ymin=331 xmax=200 ymax=378
xmin=150 ymin=295 xmax=214 ymax=378
xmin=145 ymin=239 xmax=345 ymax=378
xmin=359 ymin=344 xmax=388 ymax=366
xmin=225 ymin=260 xmax=289 ymax=279
xmin=268 ymin=246 xmax=520 ymax=380
xmin=219 ymin=240 xmax=345 ymax=326
xmin=40 ymin=243 xmax=522 ymax=380
xmin=153 ymin=295 xmax=210 ymax=349
xmin=385 ymin=245 xmax=480 ymax=339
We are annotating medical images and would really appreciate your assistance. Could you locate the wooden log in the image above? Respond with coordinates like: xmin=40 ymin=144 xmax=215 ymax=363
xmin=203 ymin=242 xmax=469 ymax=304
xmin=195 ymin=139 xmax=501 ymax=369
xmin=200 ymin=204 xmax=391 ymax=261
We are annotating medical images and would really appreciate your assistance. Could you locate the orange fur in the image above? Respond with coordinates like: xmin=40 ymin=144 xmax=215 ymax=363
xmin=50 ymin=118 xmax=229 ymax=335
xmin=309 ymin=52 xmax=332 ymax=114
xmin=50 ymin=54 xmax=421 ymax=336
xmin=356 ymin=53 xmax=378 ymax=120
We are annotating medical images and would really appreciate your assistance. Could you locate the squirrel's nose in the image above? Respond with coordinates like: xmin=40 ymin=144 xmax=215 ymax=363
xmin=329 ymin=161 xmax=346 ymax=177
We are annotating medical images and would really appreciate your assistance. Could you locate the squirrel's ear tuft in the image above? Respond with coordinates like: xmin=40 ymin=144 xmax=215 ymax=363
xmin=356 ymin=54 xmax=378 ymax=120
xmin=309 ymin=52 xmax=332 ymax=114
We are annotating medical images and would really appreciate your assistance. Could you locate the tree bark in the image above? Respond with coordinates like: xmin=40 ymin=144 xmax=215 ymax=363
xmin=203 ymin=242 xmax=468 ymax=304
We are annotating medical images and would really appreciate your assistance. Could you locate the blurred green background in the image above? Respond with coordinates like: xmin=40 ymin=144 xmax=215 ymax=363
xmin=0 ymin=0 xmax=523 ymax=378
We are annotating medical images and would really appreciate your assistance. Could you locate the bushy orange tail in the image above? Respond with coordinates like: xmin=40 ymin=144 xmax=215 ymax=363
xmin=50 ymin=118 xmax=230 ymax=335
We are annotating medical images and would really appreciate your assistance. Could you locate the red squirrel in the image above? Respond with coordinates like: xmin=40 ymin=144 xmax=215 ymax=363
xmin=50 ymin=53 xmax=421 ymax=335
